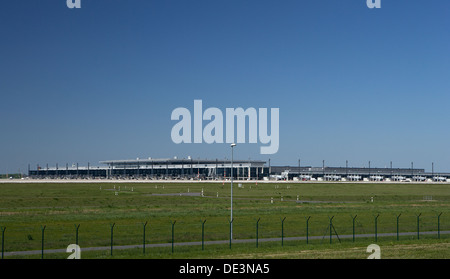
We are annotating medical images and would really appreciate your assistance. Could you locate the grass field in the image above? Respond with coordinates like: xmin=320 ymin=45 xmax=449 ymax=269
xmin=0 ymin=181 xmax=449 ymax=259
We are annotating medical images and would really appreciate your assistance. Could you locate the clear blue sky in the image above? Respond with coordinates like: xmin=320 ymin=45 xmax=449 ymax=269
xmin=1 ymin=0 xmax=449 ymax=174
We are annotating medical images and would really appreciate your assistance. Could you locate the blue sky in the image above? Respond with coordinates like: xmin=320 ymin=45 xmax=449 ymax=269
xmin=1 ymin=0 xmax=449 ymax=174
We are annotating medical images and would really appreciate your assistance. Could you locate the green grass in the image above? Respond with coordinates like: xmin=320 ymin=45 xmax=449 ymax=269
xmin=0 ymin=181 xmax=449 ymax=258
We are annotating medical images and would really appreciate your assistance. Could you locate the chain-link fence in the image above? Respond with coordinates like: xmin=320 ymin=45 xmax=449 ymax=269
xmin=1 ymin=211 xmax=449 ymax=258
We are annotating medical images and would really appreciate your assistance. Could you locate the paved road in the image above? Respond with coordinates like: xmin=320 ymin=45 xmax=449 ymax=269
xmin=3 ymin=230 xmax=450 ymax=257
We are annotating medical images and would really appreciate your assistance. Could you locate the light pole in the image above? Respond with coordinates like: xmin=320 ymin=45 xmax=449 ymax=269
xmin=230 ymin=143 xmax=236 ymax=240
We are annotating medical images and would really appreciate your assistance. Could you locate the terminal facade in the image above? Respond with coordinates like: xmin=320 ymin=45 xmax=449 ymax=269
xmin=27 ymin=157 xmax=449 ymax=182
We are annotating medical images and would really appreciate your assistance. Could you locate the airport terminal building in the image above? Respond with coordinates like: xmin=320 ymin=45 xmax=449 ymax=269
xmin=28 ymin=157 xmax=267 ymax=180
xmin=27 ymin=157 xmax=449 ymax=182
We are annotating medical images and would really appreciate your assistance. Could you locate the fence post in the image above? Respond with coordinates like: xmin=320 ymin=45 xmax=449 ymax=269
xmin=374 ymin=214 xmax=379 ymax=242
xmin=110 ymin=223 xmax=115 ymax=256
xmin=396 ymin=214 xmax=401 ymax=241
xmin=201 ymin=219 xmax=207 ymax=251
xmin=171 ymin=221 xmax=176 ymax=254
xmin=281 ymin=217 xmax=286 ymax=247
xmin=256 ymin=218 xmax=261 ymax=248
xmin=229 ymin=218 xmax=233 ymax=249
xmin=329 ymin=216 xmax=334 ymax=244
xmin=305 ymin=216 xmax=311 ymax=244
xmin=351 ymin=215 xmax=357 ymax=242
xmin=143 ymin=221 xmax=148 ymax=254
xmin=41 ymin=225 xmax=46 ymax=259
xmin=75 ymin=224 xmax=80 ymax=246
xmin=438 ymin=213 xmax=443 ymax=239
xmin=417 ymin=213 xmax=421 ymax=240
xmin=1 ymin=227 xmax=5 ymax=259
